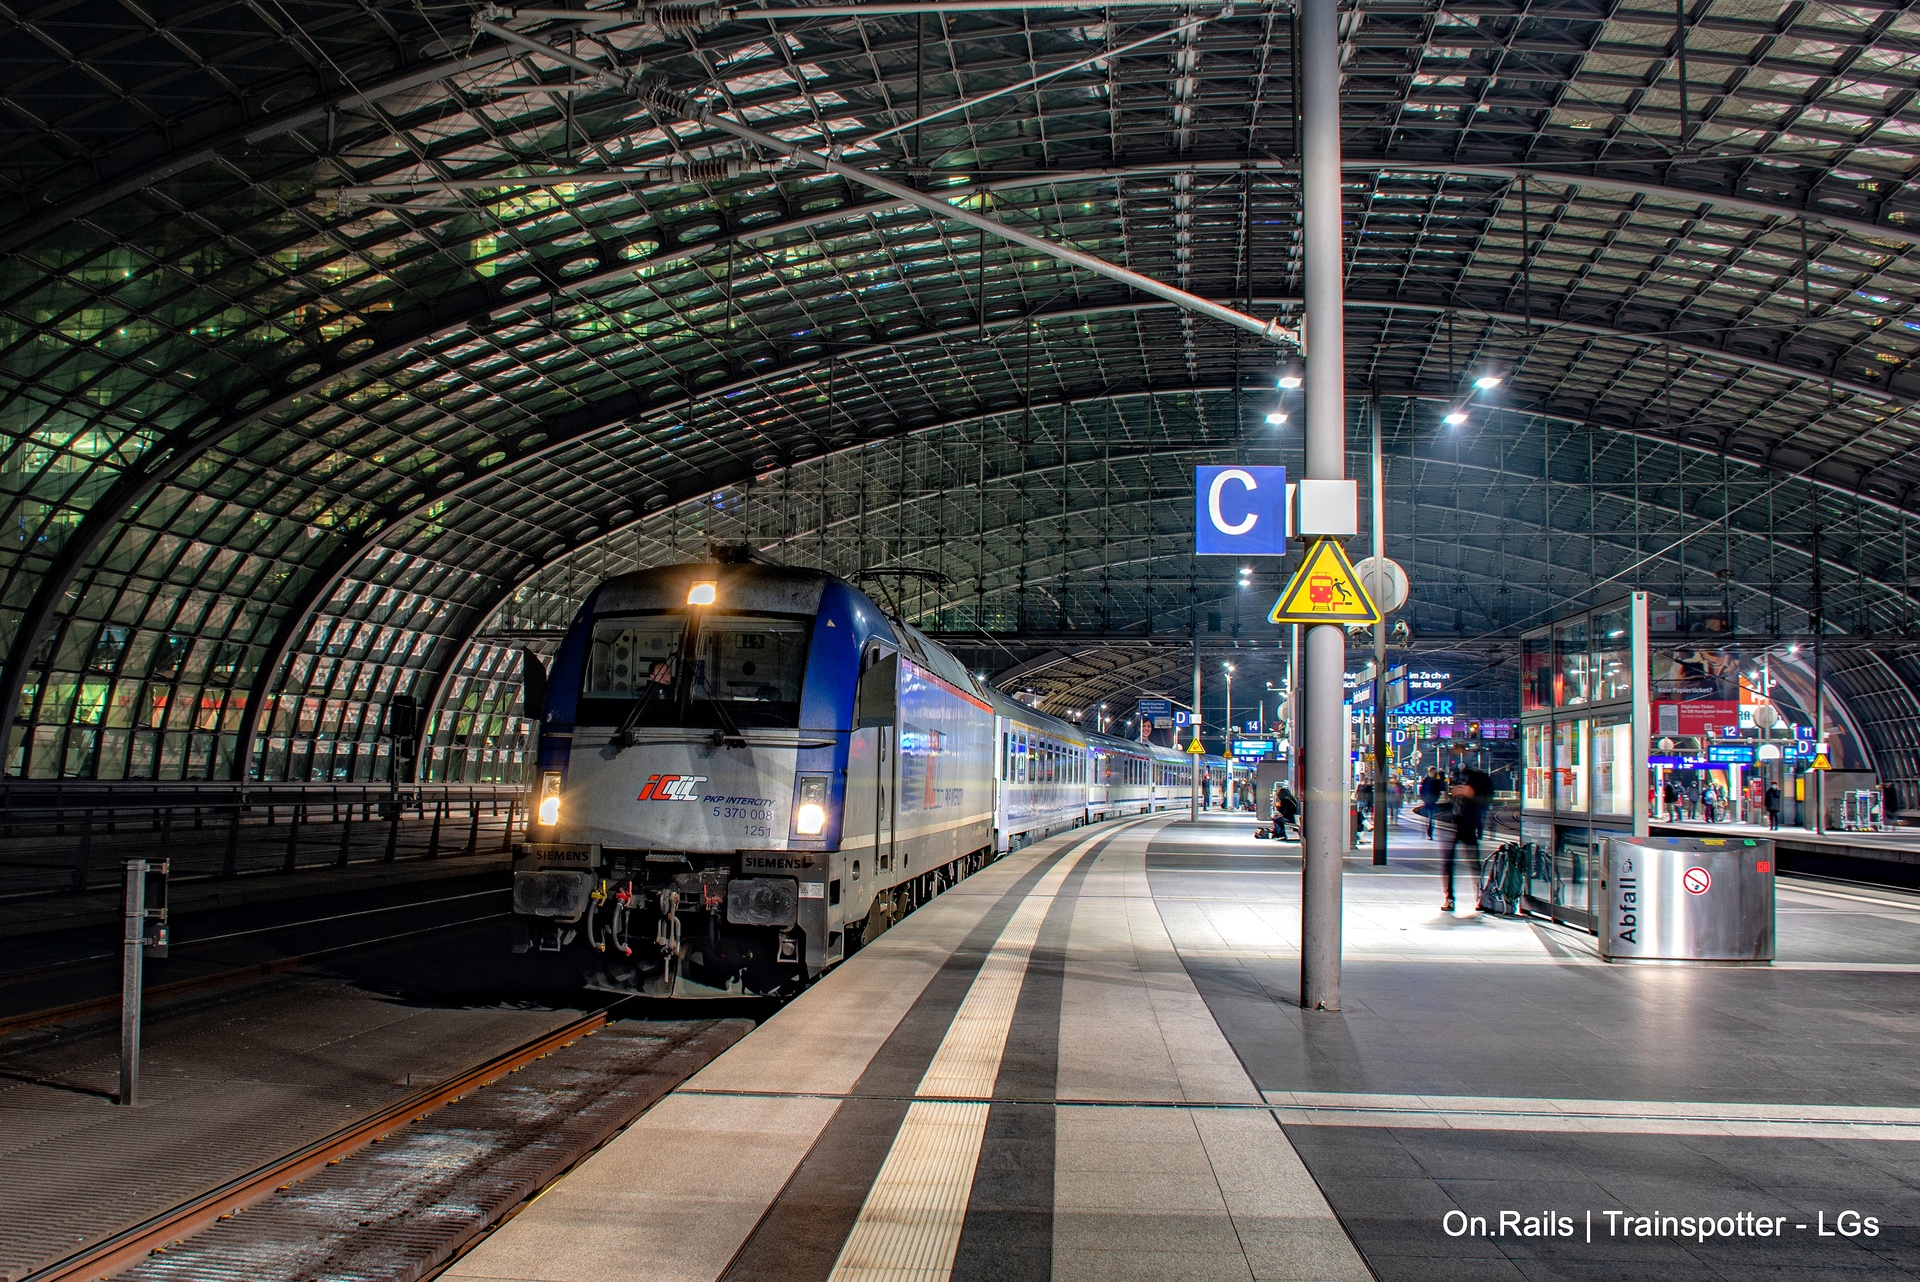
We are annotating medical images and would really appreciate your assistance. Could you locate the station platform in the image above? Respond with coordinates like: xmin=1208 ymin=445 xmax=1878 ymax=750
xmin=445 ymin=813 xmax=1920 ymax=1282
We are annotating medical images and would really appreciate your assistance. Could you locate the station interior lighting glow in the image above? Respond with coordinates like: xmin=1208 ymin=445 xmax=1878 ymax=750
xmin=1444 ymin=411 xmax=1468 ymax=427
xmin=1266 ymin=410 xmax=1288 ymax=424
xmin=1474 ymin=373 xmax=1504 ymax=390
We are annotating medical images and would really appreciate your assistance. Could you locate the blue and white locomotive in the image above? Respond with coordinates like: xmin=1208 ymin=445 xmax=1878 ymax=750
xmin=510 ymin=559 xmax=1212 ymax=997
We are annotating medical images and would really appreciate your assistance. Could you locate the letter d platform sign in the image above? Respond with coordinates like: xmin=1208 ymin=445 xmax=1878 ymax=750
xmin=1196 ymin=465 xmax=1287 ymax=556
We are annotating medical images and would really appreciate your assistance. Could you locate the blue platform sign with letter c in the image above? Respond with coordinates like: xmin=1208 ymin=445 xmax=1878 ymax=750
xmin=1195 ymin=465 xmax=1287 ymax=556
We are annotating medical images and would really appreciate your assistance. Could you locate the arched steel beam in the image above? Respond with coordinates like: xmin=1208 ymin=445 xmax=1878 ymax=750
xmin=13 ymin=284 xmax=1913 ymax=776
xmin=357 ymin=390 xmax=1892 ymax=788
xmin=751 ymin=429 xmax=1907 ymax=609
xmin=1343 ymin=161 xmax=1920 ymax=250
xmin=19 ymin=150 xmax=1911 ymax=688
xmin=16 ymin=154 xmax=1911 ymax=772
xmin=172 ymin=351 xmax=1920 ymax=787
xmin=0 ymin=11 xmax=662 ymax=257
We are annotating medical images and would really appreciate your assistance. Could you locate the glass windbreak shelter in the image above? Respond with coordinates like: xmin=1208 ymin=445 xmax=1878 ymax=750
xmin=1518 ymin=594 xmax=1651 ymax=931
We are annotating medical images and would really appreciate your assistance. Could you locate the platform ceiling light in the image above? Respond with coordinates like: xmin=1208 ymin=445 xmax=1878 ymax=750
xmin=1276 ymin=359 xmax=1304 ymax=390
xmin=1444 ymin=410 xmax=1469 ymax=427
xmin=687 ymin=581 xmax=717 ymax=605
xmin=1265 ymin=409 xmax=1289 ymax=425
xmin=1474 ymin=372 xmax=1504 ymax=390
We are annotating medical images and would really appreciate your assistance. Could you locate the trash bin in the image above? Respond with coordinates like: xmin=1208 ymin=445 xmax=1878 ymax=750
xmin=1598 ymin=835 xmax=1775 ymax=963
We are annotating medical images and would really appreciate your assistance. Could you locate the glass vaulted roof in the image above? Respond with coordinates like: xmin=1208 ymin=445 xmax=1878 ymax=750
xmin=2 ymin=0 xmax=1918 ymax=787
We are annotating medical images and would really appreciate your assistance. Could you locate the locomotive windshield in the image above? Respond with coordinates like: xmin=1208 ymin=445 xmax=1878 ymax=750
xmin=580 ymin=611 xmax=810 ymax=729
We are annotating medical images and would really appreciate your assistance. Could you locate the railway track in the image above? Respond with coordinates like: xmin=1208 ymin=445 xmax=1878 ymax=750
xmin=24 ymin=1011 xmax=748 ymax=1282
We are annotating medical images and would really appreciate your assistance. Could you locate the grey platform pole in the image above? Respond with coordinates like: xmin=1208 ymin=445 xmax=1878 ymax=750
xmin=1299 ymin=0 xmax=1347 ymax=1012
xmin=120 ymin=858 xmax=147 ymax=1107
xmin=1190 ymin=641 xmax=1201 ymax=821
xmin=1371 ymin=393 xmax=1389 ymax=866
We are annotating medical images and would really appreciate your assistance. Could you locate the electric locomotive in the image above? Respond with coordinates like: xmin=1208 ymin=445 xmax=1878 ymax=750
xmin=508 ymin=558 xmax=1205 ymax=998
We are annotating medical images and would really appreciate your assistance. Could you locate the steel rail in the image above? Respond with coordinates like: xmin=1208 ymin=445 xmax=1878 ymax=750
xmin=20 ymin=1008 xmax=612 ymax=1282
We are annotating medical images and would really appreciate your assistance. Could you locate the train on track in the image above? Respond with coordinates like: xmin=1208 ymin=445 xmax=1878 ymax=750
xmin=509 ymin=559 xmax=1230 ymax=998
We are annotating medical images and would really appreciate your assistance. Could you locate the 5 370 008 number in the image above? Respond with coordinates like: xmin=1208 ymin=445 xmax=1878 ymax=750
xmin=714 ymin=805 xmax=774 ymax=821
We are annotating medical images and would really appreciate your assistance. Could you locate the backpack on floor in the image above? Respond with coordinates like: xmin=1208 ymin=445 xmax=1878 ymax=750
xmin=1477 ymin=842 xmax=1527 ymax=916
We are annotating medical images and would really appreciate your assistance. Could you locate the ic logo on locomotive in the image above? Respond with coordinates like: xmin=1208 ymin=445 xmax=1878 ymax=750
xmin=638 ymin=774 xmax=708 ymax=801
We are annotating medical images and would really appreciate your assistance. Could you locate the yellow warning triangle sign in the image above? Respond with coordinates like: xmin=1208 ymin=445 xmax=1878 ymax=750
xmin=1811 ymin=751 xmax=1832 ymax=770
xmin=1187 ymin=736 xmax=1206 ymax=755
xmin=1268 ymin=537 xmax=1380 ymax=626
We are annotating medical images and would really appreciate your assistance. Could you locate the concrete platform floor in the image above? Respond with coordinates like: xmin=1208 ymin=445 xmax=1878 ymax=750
xmin=443 ymin=814 xmax=1920 ymax=1281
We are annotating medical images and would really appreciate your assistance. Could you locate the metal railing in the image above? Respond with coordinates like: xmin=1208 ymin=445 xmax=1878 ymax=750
xmin=0 ymin=782 xmax=529 ymax=900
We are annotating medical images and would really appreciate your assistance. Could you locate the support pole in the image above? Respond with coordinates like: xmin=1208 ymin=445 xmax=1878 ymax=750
xmin=1371 ymin=392 xmax=1388 ymax=866
xmin=1290 ymin=624 xmax=1300 ymax=794
xmin=1814 ymin=624 xmax=1826 ymax=835
xmin=1190 ymin=642 xmax=1202 ymax=821
xmin=1299 ymin=0 xmax=1346 ymax=1012
xmin=120 ymin=859 xmax=147 ymax=1107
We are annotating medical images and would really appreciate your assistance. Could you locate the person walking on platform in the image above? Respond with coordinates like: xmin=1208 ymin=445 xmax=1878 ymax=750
xmin=1765 ymin=780 xmax=1782 ymax=831
xmin=1662 ymin=777 xmax=1681 ymax=822
xmin=1702 ymin=785 xmax=1717 ymax=824
xmin=1276 ymin=784 xmax=1299 ymax=841
xmin=1419 ymin=769 xmax=1443 ymax=839
xmin=1442 ymin=768 xmax=1493 ymax=912
xmin=1388 ymin=776 xmax=1405 ymax=827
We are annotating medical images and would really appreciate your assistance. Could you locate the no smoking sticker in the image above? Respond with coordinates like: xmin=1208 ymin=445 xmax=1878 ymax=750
xmin=1682 ymin=866 xmax=1712 ymax=895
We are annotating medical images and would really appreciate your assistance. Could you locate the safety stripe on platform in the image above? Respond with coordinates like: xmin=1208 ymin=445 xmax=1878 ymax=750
xmin=1265 ymin=1090 xmax=1920 ymax=1139
xmin=825 ymin=852 xmax=1081 ymax=1281
xmin=718 ymin=819 xmax=1148 ymax=1282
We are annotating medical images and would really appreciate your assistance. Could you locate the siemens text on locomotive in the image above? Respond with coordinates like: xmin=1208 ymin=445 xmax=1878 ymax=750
xmin=509 ymin=560 xmax=1224 ymax=997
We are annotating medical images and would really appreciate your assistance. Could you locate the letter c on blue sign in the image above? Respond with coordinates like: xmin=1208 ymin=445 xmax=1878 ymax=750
xmin=1195 ymin=465 xmax=1287 ymax=556
xmin=1208 ymin=469 xmax=1258 ymax=535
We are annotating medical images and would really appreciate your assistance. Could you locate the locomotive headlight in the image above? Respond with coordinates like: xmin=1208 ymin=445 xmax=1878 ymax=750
xmin=794 ymin=776 xmax=830 ymax=835
xmin=537 ymin=771 xmax=562 ymax=826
